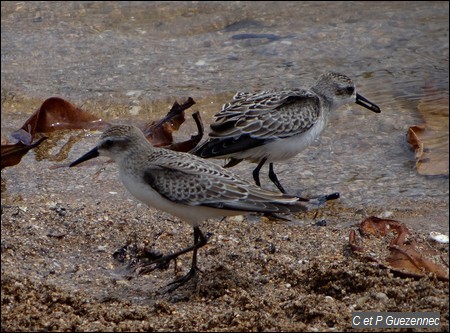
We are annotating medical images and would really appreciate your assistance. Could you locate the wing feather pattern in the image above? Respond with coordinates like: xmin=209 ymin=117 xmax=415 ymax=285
xmin=142 ymin=151 xmax=305 ymax=213
xmin=194 ymin=89 xmax=321 ymax=158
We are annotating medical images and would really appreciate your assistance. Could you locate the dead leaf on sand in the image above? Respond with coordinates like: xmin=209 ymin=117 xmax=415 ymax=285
xmin=1 ymin=97 xmax=109 ymax=169
xmin=349 ymin=216 xmax=449 ymax=281
xmin=141 ymin=97 xmax=203 ymax=152
xmin=407 ymin=83 xmax=449 ymax=176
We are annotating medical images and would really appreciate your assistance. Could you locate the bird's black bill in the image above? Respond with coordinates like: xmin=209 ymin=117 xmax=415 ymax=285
xmin=69 ymin=147 xmax=99 ymax=167
xmin=355 ymin=93 xmax=381 ymax=113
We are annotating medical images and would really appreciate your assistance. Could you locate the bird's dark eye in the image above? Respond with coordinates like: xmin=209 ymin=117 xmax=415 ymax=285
xmin=103 ymin=139 xmax=114 ymax=148
xmin=346 ymin=86 xmax=355 ymax=94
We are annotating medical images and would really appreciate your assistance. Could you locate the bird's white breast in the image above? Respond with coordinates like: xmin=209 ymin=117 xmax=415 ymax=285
xmin=232 ymin=114 xmax=327 ymax=163
xmin=118 ymin=169 xmax=243 ymax=227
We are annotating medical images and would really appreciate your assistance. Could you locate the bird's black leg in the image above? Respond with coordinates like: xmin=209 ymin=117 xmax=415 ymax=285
xmin=136 ymin=227 xmax=208 ymax=278
xmin=167 ymin=226 xmax=208 ymax=292
xmin=268 ymin=162 xmax=286 ymax=193
xmin=253 ymin=157 xmax=267 ymax=187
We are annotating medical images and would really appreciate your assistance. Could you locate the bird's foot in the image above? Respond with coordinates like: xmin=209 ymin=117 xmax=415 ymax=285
xmin=167 ymin=266 xmax=199 ymax=293
xmin=135 ymin=255 xmax=172 ymax=275
xmin=135 ymin=248 xmax=189 ymax=275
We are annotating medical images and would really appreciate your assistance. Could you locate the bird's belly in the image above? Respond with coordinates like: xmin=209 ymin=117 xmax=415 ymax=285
xmin=119 ymin=171 xmax=243 ymax=226
xmin=233 ymin=122 xmax=325 ymax=163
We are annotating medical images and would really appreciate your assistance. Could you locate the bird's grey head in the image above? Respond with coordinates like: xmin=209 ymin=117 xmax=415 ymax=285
xmin=313 ymin=72 xmax=381 ymax=113
xmin=96 ymin=125 xmax=146 ymax=161
xmin=314 ymin=72 xmax=356 ymax=104
xmin=70 ymin=125 xmax=147 ymax=167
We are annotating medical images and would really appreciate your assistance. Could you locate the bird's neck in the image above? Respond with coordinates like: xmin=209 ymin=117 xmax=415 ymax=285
xmin=310 ymin=87 xmax=334 ymax=114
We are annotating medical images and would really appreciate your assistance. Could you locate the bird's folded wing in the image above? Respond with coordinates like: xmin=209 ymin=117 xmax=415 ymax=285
xmin=211 ymin=89 xmax=321 ymax=140
xmin=142 ymin=153 xmax=304 ymax=213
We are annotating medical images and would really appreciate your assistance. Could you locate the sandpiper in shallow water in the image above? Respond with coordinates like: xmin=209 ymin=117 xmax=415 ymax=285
xmin=70 ymin=125 xmax=334 ymax=291
xmin=192 ymin=72 xmax=381 ymax=193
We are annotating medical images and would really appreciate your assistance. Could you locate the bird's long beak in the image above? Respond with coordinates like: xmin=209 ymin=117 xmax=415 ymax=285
xmin=70 ymin=147 xmax=99 ymax=167
xmin=355 ymin=93 xmax=381 ymax=113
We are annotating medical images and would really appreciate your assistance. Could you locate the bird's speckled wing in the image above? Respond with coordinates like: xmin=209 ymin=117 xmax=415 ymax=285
xmin=193 ymin=89 xmax=321 ymax=158
xmin=212 ymin=89 xmax=321 ymax=139
xmin=142 ymin=150 xmax=305 ymax=213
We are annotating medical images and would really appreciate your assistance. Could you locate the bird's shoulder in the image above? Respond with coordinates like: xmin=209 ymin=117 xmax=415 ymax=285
xmin=141 ymin=149 xmax=250 ymax=204
xmin=209 ymin=88 xmax=322 ymax=139
xmin=216 ymin=88 xmax=320 ymax=119
xmin=143 ymin=149 xmax=245 ymax=184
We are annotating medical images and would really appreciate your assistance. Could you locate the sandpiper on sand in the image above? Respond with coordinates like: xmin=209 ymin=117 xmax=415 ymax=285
xmin=192 ymin=72 xmax=381 ymax=193
xmin=70 ymin=125 xmax=334 ymax=291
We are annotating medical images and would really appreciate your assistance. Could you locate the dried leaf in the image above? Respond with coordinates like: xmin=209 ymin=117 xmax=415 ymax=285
xmin=18 ymin=97 xmax=109 ymax=135
xmin=165 ymin=111 xmax=204 ymax=152
xmin=349 ymin=216 xmax=448 ymax=281
xmin=1 ymin=97 xmax=109 ymax=169
xmin=388 ymin=244 xmax=447 ymax=279
xmin=407 ymin=84 xmax=449 ymax=176
xmin=141 ymin=97 xmax=203 ymax=152
xmin=1 ymin=137 xmax=47 ymax=169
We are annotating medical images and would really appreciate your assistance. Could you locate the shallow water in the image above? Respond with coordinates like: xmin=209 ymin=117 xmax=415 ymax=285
xmin=1 ymin=1 xmax=449 ymax=233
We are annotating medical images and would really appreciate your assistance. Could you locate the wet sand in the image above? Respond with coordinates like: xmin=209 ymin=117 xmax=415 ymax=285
xmin=1 ymin=149 xmax=448 ymax=331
